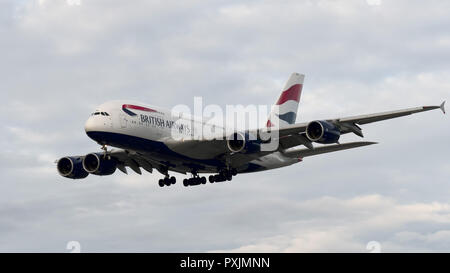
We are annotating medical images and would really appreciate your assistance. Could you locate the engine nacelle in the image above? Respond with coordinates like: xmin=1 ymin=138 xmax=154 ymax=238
xmin=306 ymin=120 xmax=341 ymax=144
xmin=226 ymin=132 xmax=260 ymax=154
xmin=82 ymin=153 xmax=117 ymax=176
xmin=57 ymin=156 xmax=89 ymax=179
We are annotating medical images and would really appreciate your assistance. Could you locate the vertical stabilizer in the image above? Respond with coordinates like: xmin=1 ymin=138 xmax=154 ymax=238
xmin=266 ymin=73 xmax=304 ymax=128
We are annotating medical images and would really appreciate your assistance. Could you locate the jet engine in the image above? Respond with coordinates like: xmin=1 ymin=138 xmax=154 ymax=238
xmin=57 ymin=156 xmax=89 ymax=179
xmin=226 ymin=132 xmax=260 ymax=154
xmin=306 ymin=120 xmax=341 ymax=144
xmin=82 ymin=153 xmax=117 ymax=176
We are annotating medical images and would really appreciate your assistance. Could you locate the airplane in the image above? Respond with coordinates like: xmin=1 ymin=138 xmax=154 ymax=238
xmin=56 ymin=73 xmax=446 ymax=187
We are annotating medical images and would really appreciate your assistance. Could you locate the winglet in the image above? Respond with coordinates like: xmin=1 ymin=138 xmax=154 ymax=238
xmin=441 ymin=101 xmax=446 ymax=114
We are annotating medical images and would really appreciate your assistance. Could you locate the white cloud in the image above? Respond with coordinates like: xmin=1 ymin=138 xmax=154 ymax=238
xmin=215 ymin=195 xmax=450 ymax=252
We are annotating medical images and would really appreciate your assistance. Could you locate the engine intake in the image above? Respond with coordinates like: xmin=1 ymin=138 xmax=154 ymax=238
xmin=306 ymin=120 xmax=341 ymax=144
xmin=57 ymin=156 xmax=89 ymax=179
xmin=227 ymin=132 xmax=246 ymax=153
xmin=82 ymin=153 xmax=117 ymax=176
xmin=226 ymin=132 xmax=260 ymax=154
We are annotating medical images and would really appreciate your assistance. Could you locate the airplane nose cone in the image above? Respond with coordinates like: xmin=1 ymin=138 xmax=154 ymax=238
xmin=84 ymin=117 xmax=104 ymax=144
xmin=84 ymin=117 xmax=96 ymax=133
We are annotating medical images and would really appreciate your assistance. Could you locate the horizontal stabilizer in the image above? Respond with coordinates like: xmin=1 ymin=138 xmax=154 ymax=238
xmin=282 ymin=141 xmax=377 ymax=158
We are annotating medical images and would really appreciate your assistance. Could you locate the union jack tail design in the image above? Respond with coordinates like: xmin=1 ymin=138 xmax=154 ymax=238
xmin=266 ymin=73 xmax=304 ymax=128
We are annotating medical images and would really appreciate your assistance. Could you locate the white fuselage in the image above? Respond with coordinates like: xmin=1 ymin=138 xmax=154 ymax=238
xmin=84 ymin=100 xmax=299 ymax=174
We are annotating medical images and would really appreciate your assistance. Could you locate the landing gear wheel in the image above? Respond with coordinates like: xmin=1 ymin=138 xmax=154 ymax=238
xmin=164 ymin=177 xmax=171 ymax=186
xmin=158 ymin=179 xmax=165 ymax=187
xmin=201 ymin=177 xmax=207 ymax=184
xmin=183 ymin=179 xmax=189 ymax=187
xmin=170 ymin=176 xmax=176 ymax=184
xmin=209 ymin=175 xmax=215 ymax=183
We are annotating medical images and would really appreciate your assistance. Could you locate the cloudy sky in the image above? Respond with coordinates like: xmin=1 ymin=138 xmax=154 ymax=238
xmin=0 ymin=0 xmax=449 ymax=252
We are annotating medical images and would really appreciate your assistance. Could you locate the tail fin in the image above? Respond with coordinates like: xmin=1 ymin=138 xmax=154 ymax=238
xmin=266 ymin=73 xmax=304 ymax=128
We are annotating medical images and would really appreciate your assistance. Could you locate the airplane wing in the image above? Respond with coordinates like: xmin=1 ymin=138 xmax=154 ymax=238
xmin=267 ymin=102 xmax=445 ymax=149
xmin=282 ymin=141 xmax=377 ymax=158
xmin=107 ymin=147 xmax=223 ymax=175
xmin=107 ymin=149 xmax=154 ymax=175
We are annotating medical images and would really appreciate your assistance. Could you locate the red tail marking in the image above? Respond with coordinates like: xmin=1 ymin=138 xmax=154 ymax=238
xmin=276 ymin=84 xmax=302 ymax=105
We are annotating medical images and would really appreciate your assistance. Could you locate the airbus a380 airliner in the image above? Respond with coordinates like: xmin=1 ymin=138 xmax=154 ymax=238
xmin=56 ymin=73 xmax=446 ymax=187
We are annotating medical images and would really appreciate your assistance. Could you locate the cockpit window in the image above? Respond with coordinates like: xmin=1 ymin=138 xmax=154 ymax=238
xmin=91 ymin=112 xmax=110 ymax=116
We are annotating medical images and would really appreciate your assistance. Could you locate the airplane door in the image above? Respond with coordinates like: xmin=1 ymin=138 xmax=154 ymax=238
xmin=119 ymin=113 xmax=128 ymax=129
xmin=110 ymin=109 xmax=121 ymax=129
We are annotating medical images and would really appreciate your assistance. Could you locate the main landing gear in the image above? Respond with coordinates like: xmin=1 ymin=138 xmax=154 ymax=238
xmin=183 ymin=175 xmax=207 ymax=187
xmin=158 ymin=175 xmax=176 ymax=187
xmin=208 ymin=169 xmax=237 ymax=183
xmin=160 ymin=169 xmax=238 ymax=188
xmin=182 ymin=169 xmax=238 ymax=187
